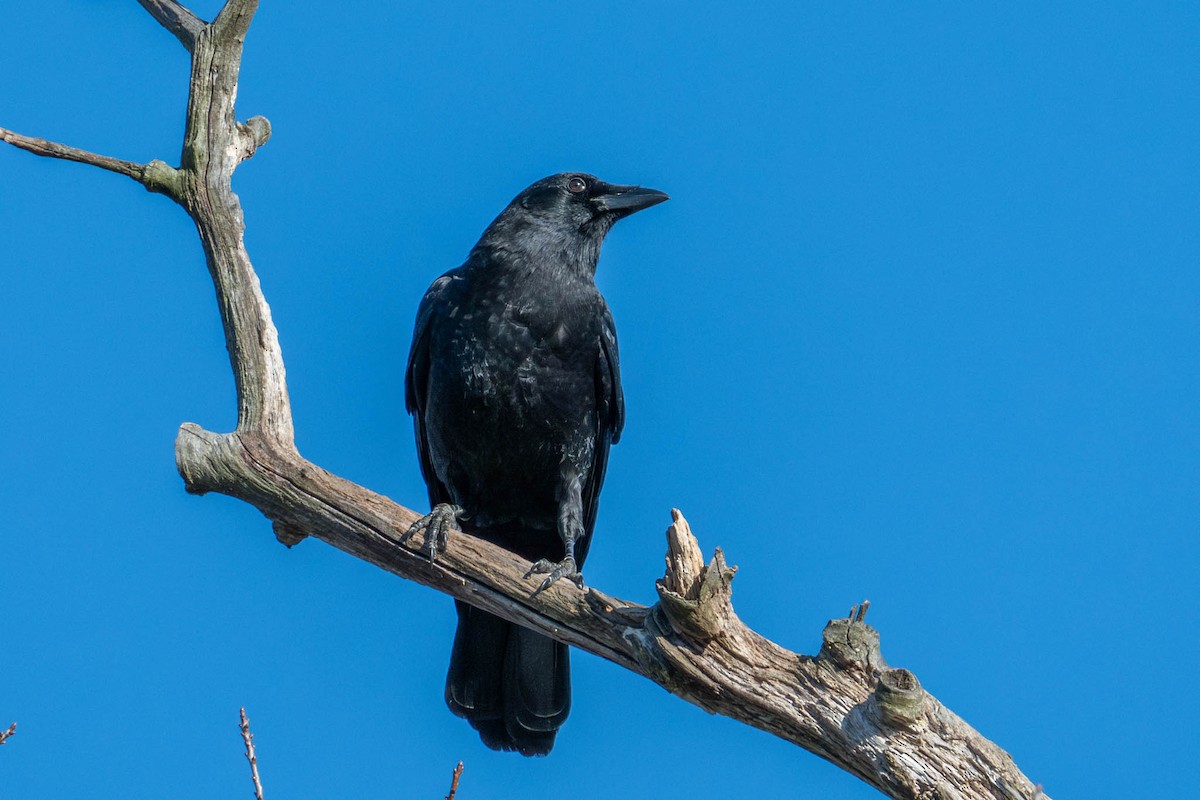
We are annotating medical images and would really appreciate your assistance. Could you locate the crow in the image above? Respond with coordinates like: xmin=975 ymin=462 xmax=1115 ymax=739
xmin=403 ymin=173 xmax=667 ymax=755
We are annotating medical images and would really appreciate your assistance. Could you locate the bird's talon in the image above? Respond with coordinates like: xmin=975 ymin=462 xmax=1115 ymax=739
xmin=401 ymin=503 xmax=463 ymax=561
xmin=525 ymin=557 xmax=583 ymax=595
xmin=398 ymin=519 xmax=426 ymax=544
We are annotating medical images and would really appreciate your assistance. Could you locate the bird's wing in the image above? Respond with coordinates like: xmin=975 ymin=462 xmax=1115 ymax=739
xmin=405 ymin=269 xmax=461 ymax=507
xmin=598 ymin=300 xmax=625 ymax=445
xmin=575 ymin=301 xmax=624 ymax=567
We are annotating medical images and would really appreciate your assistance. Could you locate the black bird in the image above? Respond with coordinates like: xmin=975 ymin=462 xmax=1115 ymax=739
xmin=403 ymin=173 xmax=667 ymax=755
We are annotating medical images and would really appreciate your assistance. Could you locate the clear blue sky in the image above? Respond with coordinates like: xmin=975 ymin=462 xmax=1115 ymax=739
xmin=2 ymin=2 xmax=1197 ymax=798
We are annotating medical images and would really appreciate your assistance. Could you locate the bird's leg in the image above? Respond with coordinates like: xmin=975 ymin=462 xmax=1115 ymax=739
xmin=399 ymin=503 xmax=464 ymax=562
xmin=525 ymin=471 xmax=585 ymax=595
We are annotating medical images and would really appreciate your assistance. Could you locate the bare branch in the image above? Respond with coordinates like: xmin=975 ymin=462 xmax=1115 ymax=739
xmin=0 ymin=722 xmax=16 ymax=745
xmin=239 ymin=708 xmax=265 ymax=800
xmin=136 ymin=0 xmax=205 ymax=51
xmin=175 ymin=423 xmax=1045 ymax=800
xmin=0 ymin=127 xmax=181 ymax=198
xmin=212 ymin=0 xmax=260 ymax=45
xmin=445 ymin=761 xmax=464 ymax=800
xmin=167 ymin=0 xmax=289 ymax=444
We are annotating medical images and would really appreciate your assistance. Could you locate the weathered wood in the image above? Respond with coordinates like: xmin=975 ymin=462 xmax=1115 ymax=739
xmin=174 ymin=424 xmax=1040 ymax=800
xmin=0 ymin=2 xmax=1049 ymax=798
xmin=136 ymin=0 xmax=205 ymax=52
xmin=0 ymin=127 xmax=180 ymax=197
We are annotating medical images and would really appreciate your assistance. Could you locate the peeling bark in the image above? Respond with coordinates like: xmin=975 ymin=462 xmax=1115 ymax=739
xmin=0 ymin=3 xmax=1049 ymax=798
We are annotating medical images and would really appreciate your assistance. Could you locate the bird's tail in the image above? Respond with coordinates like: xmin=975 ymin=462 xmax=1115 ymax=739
xmin=444 ymin=600 xmax=570 ymax=756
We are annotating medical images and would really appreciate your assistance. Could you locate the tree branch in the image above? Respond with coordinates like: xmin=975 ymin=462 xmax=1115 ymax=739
xmin=167 ymin=0 xmax=289 ymax=445
xmin=2 ymin=4 xmax=1049 ymax=798
xmin=136 ymin=0 xmax=205 ymax=52
xmin=0 ymin=127 xmax=181 ymax=198
xmin=212 ymin=0 xmax=260 ymax=44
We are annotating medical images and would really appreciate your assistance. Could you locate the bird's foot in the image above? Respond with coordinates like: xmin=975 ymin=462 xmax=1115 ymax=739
xmin=524 ymin=555 xmax=584 ymax=596
xmin=399 ymin=503 xmax=464 ymax=561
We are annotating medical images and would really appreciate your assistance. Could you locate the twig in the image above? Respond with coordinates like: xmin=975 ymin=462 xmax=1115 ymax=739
xmin=0 ymin=127 xmax=182 ymax=198
xmin=0 ymin=722 xmax=16 ymax=745
xmin=851 ymin=599 xmax=870 ymax=623
xmin=444 ymin=761 xmax=464 ymax=800
xmin=2 ymin=127 xmax=141 ymax=181
xmin=445 ymin=761 xmax=464 ymax=800
xmin=239 ymin=708 xmax=265 ymax=800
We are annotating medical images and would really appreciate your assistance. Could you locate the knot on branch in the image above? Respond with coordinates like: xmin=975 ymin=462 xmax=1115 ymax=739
xmin=141 ymin=159 xmax=182 ymax=199
xmin=273 ymin=520 xmax=308 ymax=547
xmin=818 ymin=613 xmax=886 ymax=673
xmin=237 ymin=116 xmax=272 ymax=161
xmin=654 ymin=509 xmax=736 ymax=642
xmin=873 ymin=668 xmax=926 ymax=728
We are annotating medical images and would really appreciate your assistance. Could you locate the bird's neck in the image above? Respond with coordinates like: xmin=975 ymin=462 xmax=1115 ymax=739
xmin=472 ymin=217 xmax=602 ymax=283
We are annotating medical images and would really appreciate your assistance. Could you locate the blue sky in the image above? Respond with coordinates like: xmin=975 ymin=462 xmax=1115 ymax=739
xmin=2 ymin=2 xmax=1197 ymax=798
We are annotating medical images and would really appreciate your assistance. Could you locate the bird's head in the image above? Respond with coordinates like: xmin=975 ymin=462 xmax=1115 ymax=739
xmin=476 ymin=173 xmax=668 ymax=274
xmin=514 ymin=172 xmax=669 ymax=236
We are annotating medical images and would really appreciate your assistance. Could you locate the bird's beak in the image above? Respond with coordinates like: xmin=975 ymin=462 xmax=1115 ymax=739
xmin=592 ymin=185 xmax=670 ymax=217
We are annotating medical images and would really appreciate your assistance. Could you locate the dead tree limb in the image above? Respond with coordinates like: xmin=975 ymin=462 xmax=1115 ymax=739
xmin=0 ymin=3 xmax=1048 ymax=798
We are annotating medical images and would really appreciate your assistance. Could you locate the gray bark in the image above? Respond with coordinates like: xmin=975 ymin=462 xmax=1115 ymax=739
xmin=0 ymin=3 xmax=1049 ymax=799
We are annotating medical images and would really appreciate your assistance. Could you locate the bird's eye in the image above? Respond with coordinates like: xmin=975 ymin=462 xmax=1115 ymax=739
xmin=567 ymin=177 xmax=587 ymax=194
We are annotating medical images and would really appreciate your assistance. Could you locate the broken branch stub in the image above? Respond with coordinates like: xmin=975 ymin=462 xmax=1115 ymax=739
xmin=873 ymin=668 xmax=927 ymax=729
xmin=819 ymin=616 xmax=888 ymax=673
xmin=655 ymin=510 xmax=737 ymax=642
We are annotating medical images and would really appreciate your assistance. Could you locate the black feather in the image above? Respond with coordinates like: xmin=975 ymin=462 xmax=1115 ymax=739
xmin=404 ymin=173 xmax=664 ymax=754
